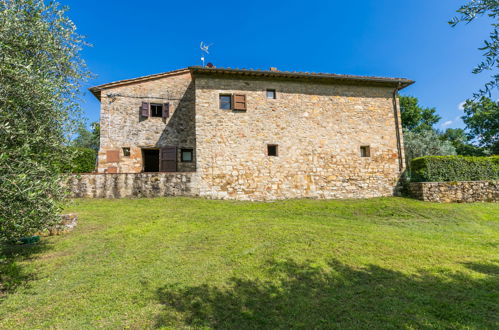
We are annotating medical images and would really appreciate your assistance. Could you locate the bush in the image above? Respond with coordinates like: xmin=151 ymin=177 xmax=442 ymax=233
xmin=59 ymin=147 xmax=96 ymax=173
xmin=72 ymin=147 xmax=96 ymax=173
xmin=403 ymin=129 xmax=456 ymax=167
xmin=410 ymin=156 xmax=499 ymax=182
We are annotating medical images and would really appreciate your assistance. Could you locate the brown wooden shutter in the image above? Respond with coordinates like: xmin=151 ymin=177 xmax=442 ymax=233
xmin=162 ymin=103 xmax=170 ymax=118
xmin=159 ymin=146 xmax=177 ymax=172
xmin=233 ymin=94 xmax=246 ymax=110
xmin=141 ymin=102 xmax=149 ymax=117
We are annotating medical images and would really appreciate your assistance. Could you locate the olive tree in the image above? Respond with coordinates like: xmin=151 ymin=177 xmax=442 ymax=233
xmin=0 ymin=0 xmax=90 ymax=241
xmin=450 ymin=0 xmax=499 ymax=97
xmin=403 ymin=129 xmax=457 ymax=168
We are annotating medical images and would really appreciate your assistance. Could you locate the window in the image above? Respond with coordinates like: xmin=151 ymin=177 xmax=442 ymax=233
xmin=181 ymin=148 xmax=193 ymax=162
xmin=267 ymin=144 xmax=278 ymax=156
xmin=266 ymin=89 xmax=276 ymax=99
xmin=140 ymin=102 xmax=169 ymax=118
xmin=122 ymin=147 xmax=130 ymax=157
xmin=150 ymin=103 xmax=163 ymax=117
xmin=142 ymin=147 xmax=178 ymax=172
xmin=360 ymin=146 xmax=370 ymax=157
xmin=219 ymin=95 xmax=232 ymax=110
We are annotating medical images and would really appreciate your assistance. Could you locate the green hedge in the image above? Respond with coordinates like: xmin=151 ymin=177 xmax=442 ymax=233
xmin=410 ymin=155 xmax=499 ymax=182
xmin=58 ymin=147 xmax=96 ymax=173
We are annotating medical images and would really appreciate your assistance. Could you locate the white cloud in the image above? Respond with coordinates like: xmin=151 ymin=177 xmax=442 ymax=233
xmin=458 ymin=101 xmax=466 ymax=111
xmin=441 ymin=120 xmax=453 ymax=127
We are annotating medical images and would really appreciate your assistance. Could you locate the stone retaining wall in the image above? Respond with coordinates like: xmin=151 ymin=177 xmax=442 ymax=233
xmin=409 ymin=181 xmax=498 ymax=203
xmin=66 ymin=173 xmax=199 ymax=198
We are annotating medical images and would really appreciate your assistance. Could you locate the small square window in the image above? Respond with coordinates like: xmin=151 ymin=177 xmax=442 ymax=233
xmin=266 ymin=89 xmax=276 ymax=99
xmin=360 ymin=146 xmax=370 ymax=157
xmin=151 ymin=103 xmax=163 ymax=117
xmin=181 ymin=148 xmax=193 ymax=162
xmin=267 ymin=144 xmax=278 ymax=156
xmin=122 ymin=147 xmax=130 ymax=157
xmin=219 ymin=95 xmax=232 ymax=110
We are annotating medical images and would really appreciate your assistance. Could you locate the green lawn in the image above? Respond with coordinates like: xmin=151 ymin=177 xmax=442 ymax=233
xmin=0 ymin=197 xmax=498 ymax=329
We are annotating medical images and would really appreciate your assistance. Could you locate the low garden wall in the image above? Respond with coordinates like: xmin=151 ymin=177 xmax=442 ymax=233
xmin=66 ymin=173 xmax=199 ymax=198
xmin=409 ymin=181 xmax=498 ymax=203
xmin=408 ymin=156 xmax=498 ymax=202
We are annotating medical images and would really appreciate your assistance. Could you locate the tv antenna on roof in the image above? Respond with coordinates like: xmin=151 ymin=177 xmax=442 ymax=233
xmin=200 ymin=41 xmax=213 ymax=67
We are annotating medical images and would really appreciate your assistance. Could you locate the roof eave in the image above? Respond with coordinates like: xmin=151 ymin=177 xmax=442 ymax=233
xmin=87 ymin=68 xmax=190 ymax=102
xmin=189 ymin=66 xmax=414 ymax=90
xmin=89 ymin=87 xmax=101 ymax=101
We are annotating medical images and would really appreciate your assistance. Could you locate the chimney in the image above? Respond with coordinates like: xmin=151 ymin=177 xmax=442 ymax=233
xmin=269 ymin=67 xmax=278 ymax=72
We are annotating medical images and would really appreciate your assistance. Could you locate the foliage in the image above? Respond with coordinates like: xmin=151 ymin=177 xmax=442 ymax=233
xmin=71 ymin=122 xmax=100 ymax=152
xmin=0 ymin=197 xmax=497 ymax=328
xmin=410 ymin=155 xmax=499 ymax=182
xmin=440 ymin=128 xmax=489 ymax=155
xmin=399 ymin=96 xmax=441 ymax=132
xmin=398 ymin=96 xmax=490 ymax=158
xmin=403 ymin=129 xmax=456 ymax=167
xmin=450 ymin=0 xmax=499 ymax=97
xmin=58 ymin=147 xmax=96 ymax=173
xmin=462 ymin=96 xmax=499 ymax=153
xmin=0 ymin=0 xmax=89 ymax=242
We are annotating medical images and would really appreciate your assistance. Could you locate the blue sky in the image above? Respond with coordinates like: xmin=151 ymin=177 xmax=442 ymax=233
xmin=64 ymin=0 xmax=494 ymax=130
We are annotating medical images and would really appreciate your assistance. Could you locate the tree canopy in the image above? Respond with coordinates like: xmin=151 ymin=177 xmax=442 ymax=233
xmin=450 ymin=0 xmax=499 ymax=97
xmin=72 ymin=122 xmax=100 ymax=152
xmin=440 ymin=128 xmax=487 ymax=156
xmin=0 ymin=0 xmax=89 ymax=241
xmin=462 ymin=96 xmax=499 ymax=153
xmin=399 ymin=96 xmax=441 ymax=132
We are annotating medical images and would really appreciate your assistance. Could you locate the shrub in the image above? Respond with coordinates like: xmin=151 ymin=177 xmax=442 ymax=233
xmin=410 ymin=156 xmax=499 ymax=182
xmin=403 ymin=129 xmax=456 ymax=167
xmin=62 ymin=147 xmax=96 ymax=173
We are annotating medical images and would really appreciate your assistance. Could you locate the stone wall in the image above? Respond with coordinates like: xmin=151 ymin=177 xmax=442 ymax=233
xmin=94 ymin=70 xmax=406 ymax=201
xmin=66 ymin=173 xmax=199 ymax=198
xmin=97 ymin=71 xmax=196 ymax=173
xmin=194 ymin=76 xmax=405 ymax=200
xmin=409 ymin=181 xmax=498 ymax=202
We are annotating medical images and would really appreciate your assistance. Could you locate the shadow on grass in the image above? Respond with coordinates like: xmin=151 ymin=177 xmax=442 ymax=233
xmin=463 ymin=261 xmax=499 ymax=276
xmin=155 ymin=259 xmax=498 ymax=329
xmin=0 ymin=242 xmax=50 ymax=300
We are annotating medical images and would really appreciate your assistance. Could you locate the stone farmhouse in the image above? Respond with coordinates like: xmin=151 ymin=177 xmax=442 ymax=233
xmin=86 ymin=66 xmax=413 ymax=200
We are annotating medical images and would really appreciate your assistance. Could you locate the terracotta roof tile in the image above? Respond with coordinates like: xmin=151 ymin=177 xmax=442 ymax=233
xmin=89 ymin=66 xmax=414 ymax=100
xmin=88 ymin=68 xmax=190 ymax=100
xmin=189 ymin=66 xmax=414 ymax=88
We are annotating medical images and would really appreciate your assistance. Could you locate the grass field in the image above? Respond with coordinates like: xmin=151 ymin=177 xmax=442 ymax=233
xmin=0 ymin=197 xmax=497 ymax=329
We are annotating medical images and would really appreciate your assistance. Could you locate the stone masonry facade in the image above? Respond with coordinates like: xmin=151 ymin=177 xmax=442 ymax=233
xmin=89 ymin=67 xmax=412 ymax=200
xmin=96 ymin=70 xmax=196 ymax=173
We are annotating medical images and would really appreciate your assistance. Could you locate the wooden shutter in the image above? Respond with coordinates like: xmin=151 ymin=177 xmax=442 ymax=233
xmin=233 ymin=94 xmax=246 ymax=111
xmin=159 ymin=146 xmax=177 ymax=172
xmin=162 ymin=103 xmax=170 ymax=118
xmin=141 ymin=102 xmax=149 ymax=117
